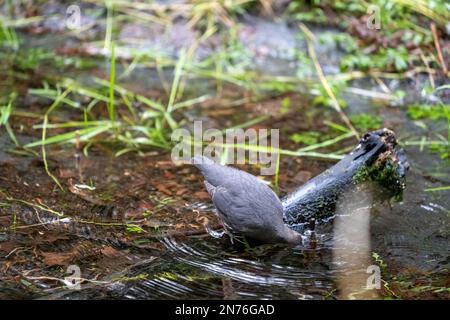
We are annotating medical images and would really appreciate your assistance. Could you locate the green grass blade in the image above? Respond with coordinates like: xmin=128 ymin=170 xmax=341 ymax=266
xmin=25 ymin=125 xmax=111 ymax=148
xmin=108 ymin=41 xmax=116 ymax=123
xmin=167 ymin=50 xmax=187 ymax=114
xmin=297 ymin=132 xmax=354 ymax=152
xmin=424 ymin=186 xmax=450 ymax=192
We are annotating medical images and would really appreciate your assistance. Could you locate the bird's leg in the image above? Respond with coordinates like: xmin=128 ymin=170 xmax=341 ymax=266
xmin=304 ymin=218 xmax=317 ymax=249
xmin=213 ymin=211 xmax=239 ymax=245
xmin=223 ymin=223 xmax=236 ymax=244
xmin=221 ymin=221 xmax=247 ymax=246
xmin=309 ymin=218 xmax=316 ymax=232
xmin=203 ymin=216 xmax=236 ymax=242
xmin=204 ymin=223 xmax=226 ymax=239
xmin=228 ymin=232 xmax=235 ymax=245
xmin=207 ymin=222 xmax=244 ymax=246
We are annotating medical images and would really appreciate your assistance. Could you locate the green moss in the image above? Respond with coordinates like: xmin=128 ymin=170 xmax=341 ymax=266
xmin=353 ymin=158 xmax=404 ymax=200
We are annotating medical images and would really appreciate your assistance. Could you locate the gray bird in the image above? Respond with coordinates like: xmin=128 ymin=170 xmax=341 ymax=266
xmin=192 ymin=156 xmax=302 ymax=245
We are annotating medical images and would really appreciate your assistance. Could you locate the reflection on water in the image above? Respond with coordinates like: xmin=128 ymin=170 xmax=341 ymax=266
xmin=115 ymin=235 xmax=335 ymax=299
xmin=42 ymin=166 xmax=448 ymax=300
xmin=42 ymin=229 xmax=337 ymax=299
xmin=333 ymin=186 xmax=377 ymax=299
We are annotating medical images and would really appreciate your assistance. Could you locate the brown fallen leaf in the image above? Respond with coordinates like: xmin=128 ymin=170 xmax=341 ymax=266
xmin=194 ymin=191 xmax=210 ymax=200
xmin=195 ymin=216 xmax=209 ymax=226
xmin=68 ymin=182 xmax=106 ymax=205
xmin=58 ymin=168 xmax=77 ymax=178
xmin=0 ymin=241 xmax=19 ymax=253
xmin=41 ymin=250 xmax=77 ymax=267
xmin=164 ymin=170 xmax=176 ymax=179
xmin=100 ymin=246 xmax=121 ymax=258
xmin=156 ymin=184 xmax=173 ymax=196
xmin=39 ymin=232 xmax=70 ymax=243
xmin=1 ymin=261 xmax=13 ymax=273
xmin=176 ymin=188 xmax=189 ymax=196
xmin=0 ymin=216 xmax=11 ymax=227
xmin=175 ymin=223 xmax=184 ymax=230
xmin=155 ymin=161 xmax=174 ymax=170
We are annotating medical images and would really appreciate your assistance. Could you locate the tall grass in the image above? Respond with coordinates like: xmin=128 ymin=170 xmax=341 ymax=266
xmin=0 ymin=22 xmax=19 ymax=50
xmin=41 ymin=88 xmax=73 ymax=191
xmin=300 ymin=23 xmax=359 ymax=141
xmin=5 ymin=0 xmax=447 ymax=190
xmin=108 ymin=42 xmax=116 ymax=123
xmin=0 ymin=95 xmax=19 ymax=146
xmin=104 ymin=0 xmax=114 ymax=51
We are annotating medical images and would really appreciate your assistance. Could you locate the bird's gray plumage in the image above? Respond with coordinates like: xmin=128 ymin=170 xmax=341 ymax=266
xmin=192 ymin=156 xmax=301 ymax=244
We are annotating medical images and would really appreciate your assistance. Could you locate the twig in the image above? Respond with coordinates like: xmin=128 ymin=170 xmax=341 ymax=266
xmin=5 ymin=246 xmax=27 ymax=258
xmin=22 ymin=274 xmax=110 ymax=286
xmin=344 ymin=87 xmax=398 ymax=101
xmin=162 ymin=225 xmax=223 ymax=238
xmin=419 ymin=50 xmax=435 ymax=88
xmin=431 ymin=23 xmax=448 ymax=75
xmin=372 ymin=75 xmax=391 ymax=94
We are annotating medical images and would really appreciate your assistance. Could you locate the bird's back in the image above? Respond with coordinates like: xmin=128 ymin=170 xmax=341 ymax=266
xmin=192 ymin=156 xmax=293 ymax=243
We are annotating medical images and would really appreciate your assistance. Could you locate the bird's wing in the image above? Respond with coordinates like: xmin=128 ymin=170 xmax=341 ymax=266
xmin=209 ymin=185 xmax=253 ymax=233
xmin=204 ymin=180 xmax=216 ymax=197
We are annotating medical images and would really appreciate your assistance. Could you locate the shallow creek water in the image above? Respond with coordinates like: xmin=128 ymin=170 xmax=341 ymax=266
xmin=0 ymin=8 xmax=448 ymax=300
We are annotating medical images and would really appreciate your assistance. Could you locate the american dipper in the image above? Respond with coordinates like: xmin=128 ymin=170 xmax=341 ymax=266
xmin=192 ymin=156 xmax=302 ymax=244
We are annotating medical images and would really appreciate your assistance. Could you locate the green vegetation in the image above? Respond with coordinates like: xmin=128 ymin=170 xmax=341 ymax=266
xmin=0 ymin=94 xmax=18 ymax=146
xmin=353 ymin=158 xmax=405 ymax=200
xmin=0 ymin=1 xmax=446 ymax=192
xmin=408 ymin=103 xmax=449 ymax=121
xmin=350 ymin=114 xmax=382 ymax=132
xmin=406 ymin=100 xmax=449 ymax=160
xmin=289 ymin=0 xmax=449 ymax=73
xmin=0 ymin=1 xmax=447 ymax=153
xmin=290 ymin=131 xmax=322 ymax=145
xmin=341 ymin=47 xmax=410 ymax=72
